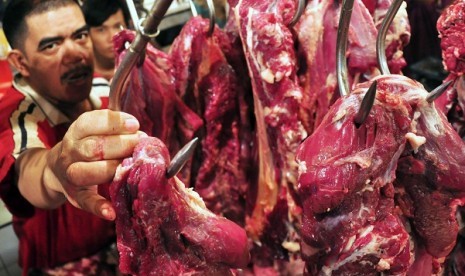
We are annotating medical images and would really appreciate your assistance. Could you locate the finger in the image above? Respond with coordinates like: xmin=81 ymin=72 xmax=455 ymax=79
xmin=69 ymin=110 xmax=140 ymax=140
xmin=66 ymin=160 xmax=122 ymax=186
xmin=75 ymin=131 xmax=146 ymax=161
xmin=75 ymin=188 xmax=116 ymax=221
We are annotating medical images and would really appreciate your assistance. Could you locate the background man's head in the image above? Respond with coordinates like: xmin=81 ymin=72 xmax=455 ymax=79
xmin=82 ymin=0 xmax=129 ymax=64
xmin=3 ymin=0 xmax=94 ymax=105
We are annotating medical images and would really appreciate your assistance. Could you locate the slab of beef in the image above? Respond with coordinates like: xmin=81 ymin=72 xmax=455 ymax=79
xmin=294 ymin=0 xmax=378 ymax=134
xmin=297 ymin=77 xmax=413 ymax=274
xmin=169 ymin=17 xmax=250 ymax=225
xmin=232 ymin=0 xmax=308 ymax=268
xmin=436 ymin=2 xmax=465 ymax=138
xmin=113 ymin=30 xmax=203 ymax=174
xmin=437 ymin=0 xmax=465 ymax=76
xmin=110 ymin=137 xmax=250 ymax=275
xmin=385 ymin=75 xmax=465 ymax=272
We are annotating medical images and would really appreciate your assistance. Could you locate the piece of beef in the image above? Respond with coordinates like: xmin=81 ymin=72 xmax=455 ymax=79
xmin=113 ymin=30 xmax=203 ymax=162
xmin=437 ymin=0 xmax=465 ymax=76
xmin=297 ymin=77 xmax=413 ymax=274
xmin=436 ymin=1 xmax=465 ymax=138
xmin=232 ymin=0 xmax=308 ymax=267
xmin=110 ymin=137 xmax=250 ymax=275
xmin=294 ymin=0 xmax=378 ymax=134
xmin=169 ymin=17 xmax=249 ymax=224
xmin=387 ymin=75 xmax=465 ymax=265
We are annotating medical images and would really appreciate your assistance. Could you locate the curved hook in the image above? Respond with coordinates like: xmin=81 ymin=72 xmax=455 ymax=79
xmin=426 ymin=80 xmax=453 ymax=103
xmin=336 ymin=0 xmax=355 ymax=97
xmin=109 ymin=0 xmax=174 ymax=110
xmin=201 ymin=0 xmax=216 ymax=36
xmin=376 ymin=0 xmax=403 ymax=75
xmin=354 ymin=80 xmax=377 ymax=126
xmin=289 ymin=0 xmax=306 ymax=27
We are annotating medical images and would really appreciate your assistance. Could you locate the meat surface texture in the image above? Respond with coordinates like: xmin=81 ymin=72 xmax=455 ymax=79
xmin=297 ymin=75 xmax=465 ymax=274
xmin=436 ymin=1 xmax=465 ymax=139
xmin=297 ymin=76 xmax=413 ymax=275
xmin=437 ymin=0 xmax=465 ymax=76
xmin=233 ymin=0 xmax=308 ymax=268
xmin=113 ymin=30 xmax=203 ymax=167
xmin=169 ymin=17 xmax=249 ymax=225
xmin=110 ymin=137 xmax=250 ymax=275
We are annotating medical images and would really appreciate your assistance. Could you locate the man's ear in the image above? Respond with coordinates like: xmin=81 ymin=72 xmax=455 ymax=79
xmin=7 ymin=50 xmax=30 ymax=77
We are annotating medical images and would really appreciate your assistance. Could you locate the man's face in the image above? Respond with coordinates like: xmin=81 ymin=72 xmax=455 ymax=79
xmin=90 ymin=9 xmax=127 ymax=62
xmin=21 ymin=4 xmax=94 ymax=105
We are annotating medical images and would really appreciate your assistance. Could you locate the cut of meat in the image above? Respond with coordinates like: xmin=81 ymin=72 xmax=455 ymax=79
xmin=232 ymin=0 xmax=308 ymax=266
xmin=113 ymin=30 xmax=203 ymax=181
xmin=297 ymin=77 xmax=413 ymax=274
xmin=169 ymin=17 xmax=250 ymax=224
xmin=110 ymin=137 xmax=250 ymax=275
xmin=436 ymin=1 xmax=465 ymax=139
xmin=297 ymin=74 xmax=465 ymax=274
xmin=437 ymin=0 xmax=465 ymax=75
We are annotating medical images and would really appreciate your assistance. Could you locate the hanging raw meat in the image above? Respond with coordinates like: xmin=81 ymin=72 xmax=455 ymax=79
xmin=168 ymin=16 xmax=251 ymax=224
xmin=294 ymin=0 xmax=378 ymax=134
xmin=297 ymin=76 xmax=413 ymax=274
xmin=113 ymin=30 xmax=203 ymax=168
xmin=231 ymin=0 xmax=308 ymax=270
xmin=297 ymin=74 xmax=465 ymax=274
xmin=110 ymin=137 xmax=250 ymax=275
xmin=435 ymin=0 xmax=465 ymax=139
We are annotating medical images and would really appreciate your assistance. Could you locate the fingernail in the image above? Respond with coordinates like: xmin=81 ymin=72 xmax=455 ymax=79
xmin=124 ymin=118 xmax=139 ymax=131
xmin=101 ymin=207 xmax=115 ymax=220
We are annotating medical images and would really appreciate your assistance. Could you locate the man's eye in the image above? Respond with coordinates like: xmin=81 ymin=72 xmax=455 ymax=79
xmin=76 ymin=31 xmax=89 ymax=40
xmin=40 ymin=42 xmax=58 ymax=51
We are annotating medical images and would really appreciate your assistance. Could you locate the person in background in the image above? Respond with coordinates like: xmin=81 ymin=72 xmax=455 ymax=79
xmin=81 ymin=0 xmax=130 ymax=81
xmin=0 ymin=0 xmax=144 ymax=274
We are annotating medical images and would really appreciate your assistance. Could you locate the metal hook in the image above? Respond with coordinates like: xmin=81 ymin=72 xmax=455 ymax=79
xmin=205 ymin=0 xmax=216 ymax=36
xmin=426 ymin=80 xmax=453 ymax=103
xmin=376 ymin=0 xmax=403 ymax=75
xmin=289 ymin=0 xmax=306 ymax=27
xmin=109 ymin=0 xmax=174 ymax=111
xmin=166 ymin=137 xmax=199 ymax=178
xmin=336 ymin=0 xmax=355 ymax=97
xmin=126 ymin=0 xmax=141 ymax=31
xmin=354 ymin=80 xmax=377 ymax=126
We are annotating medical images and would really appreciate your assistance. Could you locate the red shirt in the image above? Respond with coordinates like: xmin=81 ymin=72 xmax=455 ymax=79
xmin=0 ymin=75 xmax=115 ymax=273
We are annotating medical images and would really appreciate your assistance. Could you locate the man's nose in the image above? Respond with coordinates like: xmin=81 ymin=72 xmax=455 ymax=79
xmin=62 ymin=39 xmax=88 ymax=64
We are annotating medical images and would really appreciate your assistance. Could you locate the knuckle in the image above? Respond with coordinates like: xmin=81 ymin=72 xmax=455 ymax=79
xmin=66 ymin=163 xmax=84 ymax=186
xmin=79 ymin=138 xmax=103 ymax=160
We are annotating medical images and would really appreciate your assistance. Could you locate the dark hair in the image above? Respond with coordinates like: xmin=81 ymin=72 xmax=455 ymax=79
xmin=3 ymin=0 xmax=79 ymax=50
xmin=81 ymin=0 xmax=130 ymax=27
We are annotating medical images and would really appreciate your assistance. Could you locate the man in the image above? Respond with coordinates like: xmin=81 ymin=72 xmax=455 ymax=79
xmin=82 ymin=0 xmax=130 ymax=81
xmin=0 ymin=0 xmax=143 ymax=274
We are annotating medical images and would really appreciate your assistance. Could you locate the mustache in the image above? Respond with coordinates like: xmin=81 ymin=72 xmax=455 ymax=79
xmin=61 ymin=65 xmax=93 ymax=83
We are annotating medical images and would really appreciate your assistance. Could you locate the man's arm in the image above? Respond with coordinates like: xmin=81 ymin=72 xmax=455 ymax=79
xmin=15 ymin=110 xmax=145 ymax=220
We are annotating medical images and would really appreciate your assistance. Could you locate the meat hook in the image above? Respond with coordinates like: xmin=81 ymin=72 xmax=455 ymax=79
xmin=336 ymin=0 xmax=355 ymax=97
xmin=426 ymin=79 xmax=453 ymax=103
xmin=206 ymin=0 xmax=216 ymax=36
xmin=376 ymin=0 xmax=451 ymax=101
xmin=289 ymin=0 xmax=306 ymax=27
xmin=109 ymin=0 xmax=174 ymax=111
xmin=354 ymin=80 xmax=377 ymax=127
xmin=126 ymin=0 xmax=141 ymax=32
xmin=166 ymin=137 xmax=199 ymax=178
xmin=376 ymin=0 xmax=403 ymax=75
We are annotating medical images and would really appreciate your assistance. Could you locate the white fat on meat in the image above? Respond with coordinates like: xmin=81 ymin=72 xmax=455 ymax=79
xmin=405 ymin=132 xmax=426 ymax=153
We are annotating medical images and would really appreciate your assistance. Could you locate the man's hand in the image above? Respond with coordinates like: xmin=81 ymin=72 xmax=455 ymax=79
xmin=44 ymin=110 xmax=145 ymax=220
